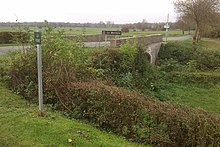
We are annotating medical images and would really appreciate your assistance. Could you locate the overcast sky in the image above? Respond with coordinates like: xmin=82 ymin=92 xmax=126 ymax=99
xmin=1 ymin=0 xmax=176 ymax=23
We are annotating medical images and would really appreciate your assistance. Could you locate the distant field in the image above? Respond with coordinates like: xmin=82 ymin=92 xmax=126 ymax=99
xmin=0 ymin=26 xmax=118 ymax=35
xmin=0 ymin=26 xmax=190 ymax=37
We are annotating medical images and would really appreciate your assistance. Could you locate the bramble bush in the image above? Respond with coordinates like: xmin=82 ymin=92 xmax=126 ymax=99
xmin=8 ymin=21 xmax=93 ymax=101
xmin=55 ymin=80 xmax=220 ymax=146
xmin=90 ymin=42 xmax=159 ymax=91
xmin=5 ymin=23 xmax=220 ymax=146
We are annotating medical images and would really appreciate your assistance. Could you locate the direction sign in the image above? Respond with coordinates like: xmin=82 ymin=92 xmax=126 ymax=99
xmin=164 ymin=24 xmax=170 ymax=29
xmin=102 ymin=30 xmax=122 ymax=35
xmin=34 ymin=31 xmax=41 ymax=44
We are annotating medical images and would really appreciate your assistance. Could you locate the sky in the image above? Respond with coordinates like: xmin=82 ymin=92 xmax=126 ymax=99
xmin=0 ymin=0 xmax=176 ymax=24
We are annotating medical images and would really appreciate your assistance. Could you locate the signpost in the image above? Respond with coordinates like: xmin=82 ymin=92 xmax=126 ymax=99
xmin=102 ymin=30 xmax=122 ymax=42
xmin=34 ymin=31 xmax=43 ymax=115
xmin=164 ymin=14 xmax=170 ymax=43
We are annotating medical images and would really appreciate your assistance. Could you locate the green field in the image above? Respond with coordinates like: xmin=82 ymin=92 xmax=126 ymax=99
xmin=0 ymin=26 xmax=189 ymax=37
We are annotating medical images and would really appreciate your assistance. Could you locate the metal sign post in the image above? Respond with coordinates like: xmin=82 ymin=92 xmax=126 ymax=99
xmin=164 ymin=14 xmax=170 ymax=43
xmin=105 ymin=35 xmax=107 ymax=42
xmin=34 ymin=31 xmax=43 ymax=115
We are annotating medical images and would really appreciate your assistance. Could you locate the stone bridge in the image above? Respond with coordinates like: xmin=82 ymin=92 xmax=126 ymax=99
xmin=110 ymin=34 xmax=163 ymax=64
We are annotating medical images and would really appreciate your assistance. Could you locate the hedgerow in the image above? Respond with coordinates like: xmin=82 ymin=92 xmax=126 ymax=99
xmin=158 ymin=41 xmax=220 ymax=71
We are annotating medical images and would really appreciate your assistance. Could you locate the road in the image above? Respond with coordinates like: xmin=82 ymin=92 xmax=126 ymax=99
xmin=0 ymin=35 xmax=192 ymax=55
xmin=163 ymin=35 xmax=192 ymax=41
xmin=84 ymin=41 xmax=110 ymax=47
xmin=203 ymin=38 xmax=220 ymax=44
xmin=0 ymin=46 xmax=24 ymax=55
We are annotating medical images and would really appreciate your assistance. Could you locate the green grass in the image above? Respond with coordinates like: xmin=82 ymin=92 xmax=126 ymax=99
xmin=199 ymin=40 xmax=220 ymax=51
xmin=156 ymin=82 xmax=220 ymax=114
xmin=0 ymin=83 xmax=144 ymax=147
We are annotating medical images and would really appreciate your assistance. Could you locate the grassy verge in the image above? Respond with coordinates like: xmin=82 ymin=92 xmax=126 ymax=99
xmin=0 ymin=83 xmax=143 ymax=147
xmin=199 ymin=39 xmax=220 ymax=51
xmin=155 ymin=82 xmax=220 ymax=114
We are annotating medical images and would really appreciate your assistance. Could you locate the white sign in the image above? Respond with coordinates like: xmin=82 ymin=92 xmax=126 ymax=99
xmin=164 ymin=24 xmax=170 ymax=29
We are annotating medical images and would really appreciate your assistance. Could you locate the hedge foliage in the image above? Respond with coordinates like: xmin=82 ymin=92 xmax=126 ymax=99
xmin=56 ymin=80 xmax=220 ymax=146
xmin=158 ymin=41 xmax=220 ymax=71
xmin=0 ymin=32 xmax=29 ymax=44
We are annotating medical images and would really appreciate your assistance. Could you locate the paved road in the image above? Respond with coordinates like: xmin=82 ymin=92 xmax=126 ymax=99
xmin=84 ymin=41 xmax=110 ymax=47
xmin=0 ymin=46 xmax=23 ymax=55
xmin=0 ymin=35 xmax=192 ymax=55
xmin=203 ymin=38 xmax=220 ymax=44
xmin=163 ymin=35 xmax=192 ymax=41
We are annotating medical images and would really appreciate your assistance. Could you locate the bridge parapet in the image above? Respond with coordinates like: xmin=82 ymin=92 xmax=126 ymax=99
xmin=110 ymin=34 xmax=163 ymax=64
xmin=110 ymin=34 xmax=162 ymax=47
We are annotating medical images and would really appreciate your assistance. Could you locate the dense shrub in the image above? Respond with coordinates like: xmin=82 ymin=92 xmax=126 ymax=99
xmin=90 ymin=43 xmax=159 ymax=90
xmin=202 ymin=27 xmax=220 ymax=38
xmin=158 ymin=41 xmax=220 ymax=71
xmin=8 ymin=23 xmax=93 ymax=102
xmin=0 ymin=32 xmax=30 ymax=44
xmin=196 ymin=50 xmax=220 ymax=71
xmin=158 ymin=41 xmax=196 ymax=65
xmin=55 ymin=80 xmax=220 ymax=146
xmin=121 ymin=26 xmax=129 ymax=33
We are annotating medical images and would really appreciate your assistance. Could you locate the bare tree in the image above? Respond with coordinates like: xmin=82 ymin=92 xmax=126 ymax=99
xmin=174 ymin=0 xmax=220 ymax=43
xmin=176 ymin=15 xmax=195 ymax=35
